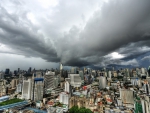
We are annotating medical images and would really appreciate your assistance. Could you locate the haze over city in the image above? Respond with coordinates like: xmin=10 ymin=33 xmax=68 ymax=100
xmin=0 ymin=0 xmax=150 ymax=70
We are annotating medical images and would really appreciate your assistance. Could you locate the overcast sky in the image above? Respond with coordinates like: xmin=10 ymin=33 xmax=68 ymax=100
xmin=0 ymin=0 xmax=150 ymax=71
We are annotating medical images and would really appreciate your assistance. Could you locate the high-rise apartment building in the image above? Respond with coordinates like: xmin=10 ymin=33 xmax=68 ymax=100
xmin=92 ymin=70 xmax=96 ymax=77
xmin=22 ymin=79 xmax=32 ymax=99
xmin=64 ymin=81 xmax=70 ymax=93
xmin=131 ymin=78 xmax=142 ymax=87
xmin=70 ymin=74 xmax=82 ymax=87
xmin=16 ymin=83 xmax=22 ymax=93
xmin=11 ymin=79 xmax=15 ymax=88
xmin=18 ymin=68 xmax=20 ymax=73
xmin=98 ymin=76 xmax=107 ymax=89
xmin=113 ymin=71 xmax=117 ymax=77
xmin=70 ymin=67 xmax=77 ymax=74
xmin=60 ymin=63 xmax=63 ymax=77
xmin=79 ymin=71 xmax=84 ymax=80
xmin=108 ymin=71 xmax=112 ymax=78
xmin=59 ymin=92 xmax=69 ymax=105
xmin=0 ymin=80 xmax=6 ymax=96
xmin=141 ymin=68 xmax=145 ymax=74
xmin=60 ymin=63 xmax=63 ymax=71
xmin=125 ymin=68 xmax=130 ymax=77
xmin=44 ymin=71 xmax=57 ymax=91
xmin=18 ymin=73 xmax=23 ymax=84
xmin=5 ymin=68 xmax=10 ymax=75
xmin=31 ymin=71 xmax=44 ymax=101
xmin=32 ymin=78 xmax=44 ymax=101
xmin=28 ymin=67 xmax=32 ymax=73
xmin=10 ymin=79 xmax=19 ymax=88
xmin=0 ymin=72 xmax=4 ymax=79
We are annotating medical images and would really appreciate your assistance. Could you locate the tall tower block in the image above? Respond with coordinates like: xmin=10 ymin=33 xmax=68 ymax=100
xmin=60 ymin=63 xmax=63 ymax=77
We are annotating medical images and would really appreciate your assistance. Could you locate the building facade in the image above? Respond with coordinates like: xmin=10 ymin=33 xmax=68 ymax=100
xmin=22 ymin=79 xmax=32 ymax=99
xmin=0 ymin=80 xmax=6 ymax=96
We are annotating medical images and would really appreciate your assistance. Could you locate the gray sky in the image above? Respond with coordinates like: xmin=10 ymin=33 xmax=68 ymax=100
xmin=0 ymin=0 xmax=150 ymax=70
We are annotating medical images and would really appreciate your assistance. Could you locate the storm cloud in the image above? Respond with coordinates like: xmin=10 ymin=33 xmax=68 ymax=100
xmin=0 ymin=0 xmax=150 ymax=70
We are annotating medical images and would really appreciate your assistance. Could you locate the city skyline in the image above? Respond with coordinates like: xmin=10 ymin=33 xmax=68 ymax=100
xmin=0 ymin=0 xmax=150 ymax=70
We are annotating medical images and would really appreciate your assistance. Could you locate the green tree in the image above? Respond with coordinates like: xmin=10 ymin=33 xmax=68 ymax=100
xmin=78 ymin=107 xmax=86 ymax=113
xmin=69 ymin=106 xmax=92 ymax=113
xmin=85 ymin=109 xmax=92 ymax=113
xmin=69 ymin=106 xmax=79 ymax=113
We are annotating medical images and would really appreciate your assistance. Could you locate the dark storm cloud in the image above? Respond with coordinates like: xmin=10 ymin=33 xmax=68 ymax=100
xmin=58 ymin=0 xmax=150 ymax=66
xmin=1 ymin=0 xmax=150 ymax=68
xmin=65 ymin=58 xmax=90 ymax=67
xmin=0 ymin=5 xmax=58 ymax=62
xmin=79 ymin=0 xmax=150 ymax=51
xmin=118 ymin=42 xmax=150 ymax=60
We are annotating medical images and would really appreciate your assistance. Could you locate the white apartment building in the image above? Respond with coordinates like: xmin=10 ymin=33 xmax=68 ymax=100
xmin=59 ymin=92 xmax=69 ymax=105
xmin=22 ymin=79 xmax=32 ymax=99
